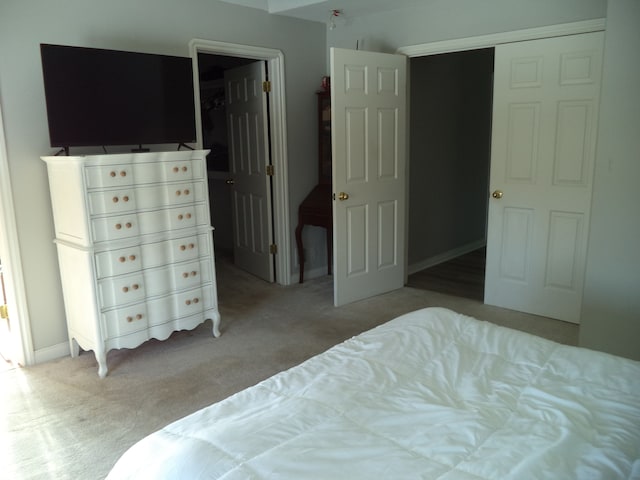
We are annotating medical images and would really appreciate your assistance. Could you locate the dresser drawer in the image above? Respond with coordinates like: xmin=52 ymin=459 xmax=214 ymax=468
xmin=131 ymin=159 xmax=201 ymax=185
xmin=85 ymin=159 xmax=204 ymax=189
xmin=91 ymin=213 xmax=140 ymax=242
xmin=94 ymin=233 xmax=211 ymax=279
xmin=98 ymin=272 xmax=146 ymax=309
xmin=91 ymin=204 xmax=208 ymax=243
xmin=95 ymin=246 xmax=142 ymax=278
xmin=146 ymin=286 xmax=214 ymax=327
xmin=87 ymin=181 xmax=206 ymax=216
xmin=85 ymin=165 xmax=135 ymax=189
xmin=136 ymin=204 xmax=209 ymax=236
xmin=103 ymin=302 xmax=149 ymax=338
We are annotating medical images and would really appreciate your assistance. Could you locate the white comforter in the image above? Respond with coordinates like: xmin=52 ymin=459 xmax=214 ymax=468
xmin=107 ymin=307 xmax=640 ymax=479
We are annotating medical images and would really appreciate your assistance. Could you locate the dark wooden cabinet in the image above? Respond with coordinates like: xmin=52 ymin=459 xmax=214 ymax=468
xmin=295 ymin=91 xmax=332 ymax=283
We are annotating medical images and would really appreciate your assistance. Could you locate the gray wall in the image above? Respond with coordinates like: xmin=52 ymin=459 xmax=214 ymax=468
xmin=408 ymin=50 xmax=493 ymax=268
xmin=0 ymin=0 xmax=325 ymax=354
xmin=580 ymin=0 xmax=640 ymax=360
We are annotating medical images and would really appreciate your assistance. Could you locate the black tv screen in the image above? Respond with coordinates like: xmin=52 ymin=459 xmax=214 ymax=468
xmin=40 ymin=44 xmax=197 ymax=149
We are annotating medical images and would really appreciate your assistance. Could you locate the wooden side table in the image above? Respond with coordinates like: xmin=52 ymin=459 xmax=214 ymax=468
xmin=295 ymin=184 xmax=332 ymax=283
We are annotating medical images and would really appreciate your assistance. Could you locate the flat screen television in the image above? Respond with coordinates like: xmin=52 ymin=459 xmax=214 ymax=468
xmin=40 ymin=44 xmax=197 ymax=152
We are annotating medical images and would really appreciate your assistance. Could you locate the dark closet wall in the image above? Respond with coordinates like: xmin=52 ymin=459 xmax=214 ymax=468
xmin=408 ymin=48 xmax=494 ymax=268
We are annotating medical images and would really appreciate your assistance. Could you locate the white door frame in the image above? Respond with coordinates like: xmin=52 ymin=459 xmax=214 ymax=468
xmin=189 ymin=39 xmax=291 ymax=286
xmin=397 ymin=19 xmax=605 ymax=58
xmin=0 ymin=101 xmax=34 ymax=366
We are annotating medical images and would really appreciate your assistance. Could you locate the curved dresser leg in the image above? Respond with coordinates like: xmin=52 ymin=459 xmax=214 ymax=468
xmin=95 ymin=350 xmax=108 ymax=379
xmin=210 ymin=312 xmax=221 ymax=338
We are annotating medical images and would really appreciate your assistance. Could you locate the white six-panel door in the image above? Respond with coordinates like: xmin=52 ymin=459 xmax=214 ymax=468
xmin=330 ymin=48 xmax=407 ymax=306
xmin=224 ymin=61 xmax=274 ymax=282
xmin=484 ymin=32 xmax=604 ymax=323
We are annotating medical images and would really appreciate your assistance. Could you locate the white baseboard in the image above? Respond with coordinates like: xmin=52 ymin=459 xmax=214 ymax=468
xmin=408 ymin=240 xmax=486 ymax=276
xmin=33 ymin=341 xmax=70 ymax=364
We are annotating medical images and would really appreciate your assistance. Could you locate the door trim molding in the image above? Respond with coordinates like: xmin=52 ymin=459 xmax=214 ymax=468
xmin=189 ymin=39 xmax=291 ymax=286
xmin=0 ymin=102 xmax=34 ymax=365
xmin=397 ymin=19 xmax=606 ymax=57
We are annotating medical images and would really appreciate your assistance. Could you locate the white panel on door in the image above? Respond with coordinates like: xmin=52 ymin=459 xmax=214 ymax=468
xmin=346 ymin=108 xmax=367 ymax=182
xmin=377 ymin=67 xmax=398 ymax=94
xmin=510 ymin=57 xmax=543 ymax=88
xmin=544 ymin=211 xmax=583 ymax=290
xmin=553 ymin=101 xmax=593 ymax=186
xmin=499 ymin=207 xmax=533 ymax=282
xmin=345 ymin=65 xmax=367 ymax=93
xmin=251 ymin=194 xmax=267 ymax=253
xmin=347 ymin=204 xmax=368 ymax=276
xmin=378 ymin=108 xmax=398 ymax=179
xmin=378 ymin=200 xmax=397 ymax=269
xmin=506 ymin=103 xmax=539 ymax=183
xmin=560 ymin=51 xmax=597 ymax=85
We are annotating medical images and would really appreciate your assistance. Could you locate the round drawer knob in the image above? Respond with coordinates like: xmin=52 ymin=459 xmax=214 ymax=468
xmin=123 ymin=196 xmax=129 ymax=202
xmin=120 ymin=171 xmax=127 ymax=177
xmin=185 ymin=299 xmax=192 ymax=305
xmin=189 ymin=243 xmax=195 ymax=249
xmin=115 ymin=223 xmax=122 ymax=230
xmin=112 ymin=197 xmax=119 ymax=203
xmin=184 ymin=189 xmax=190 ymax=195
xmin=136 ymin=314 xmax=143 ymax=320
xmin=180 ymin=245 xmax=186 ymax=251
xmin=178 ymin=214 xmax=184 ymax=220
xmin=182 ymin=272 xmax=189 ymax=278
xmin=110 ymin=171 xmax=117 ymax=177
xmin=119 ymin=256 xmax=126 ymax=263
xmin=185 ymin=213 xmax=192 ymax=219
xmin=176 ymin=190 xmax=181 ymax=196
xmin=173 ymin=166 xmax=179 ymax=173
xmin=132 ymin=284 xmax=139 ymax=290
xmin=125 ymin=222 xmax=132 ymax=228
xmin=129 ymin=255 xmax=136 ymax=261
xmin=126 ymin=316 xmax=133 ymax=323
xmin=182 ymin=166 xmax=188 ymax=172
xmin=122 ymin=286 xmax=129 ymax=293
xmin=191 ymin=271 xmax=197 ymax=277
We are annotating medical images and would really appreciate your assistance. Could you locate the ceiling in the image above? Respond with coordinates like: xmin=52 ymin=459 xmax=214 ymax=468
xmin=218 ymin=0 xmax=428 ymax=24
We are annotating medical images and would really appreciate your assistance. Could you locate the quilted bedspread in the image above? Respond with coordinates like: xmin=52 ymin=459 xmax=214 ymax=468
xmin=107 ymin=307 xmax=640 ymax=479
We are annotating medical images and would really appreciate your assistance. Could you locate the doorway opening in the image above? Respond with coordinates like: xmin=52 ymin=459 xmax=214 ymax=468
xmin=406 ymin=48 xmax=494 ymax=302
xmin=189 ymin=39 xmax=291 ymax=287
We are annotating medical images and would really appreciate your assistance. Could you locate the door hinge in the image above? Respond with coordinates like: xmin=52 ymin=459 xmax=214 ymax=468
xmin=266 ymin=164 xmax=274 ymax=176
xmin=270 ymin=244 xmax=278 ymax=255
xmin=0 ymin=304 xmax=8 ymax=319
xmin=262 ymin=81 xmax=271 ymax=93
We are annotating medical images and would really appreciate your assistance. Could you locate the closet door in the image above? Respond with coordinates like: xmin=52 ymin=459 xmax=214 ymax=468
xmin=225 ymin=61 xmax=274 ymax=283
xmin=484 ymin=32 xmax=604 ymax=323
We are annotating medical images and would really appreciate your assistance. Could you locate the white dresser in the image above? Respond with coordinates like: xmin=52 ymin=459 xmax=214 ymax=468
xmin=42 ymin=150 xmax=220 ymax=378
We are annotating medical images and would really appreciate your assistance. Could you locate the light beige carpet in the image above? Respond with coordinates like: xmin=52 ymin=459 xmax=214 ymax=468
xmin=1 ymin=256 xmax=578 ymax=479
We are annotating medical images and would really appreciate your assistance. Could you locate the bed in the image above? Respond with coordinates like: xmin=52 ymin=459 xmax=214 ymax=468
xmin=107 ymin=307 xmax=640 ymax=479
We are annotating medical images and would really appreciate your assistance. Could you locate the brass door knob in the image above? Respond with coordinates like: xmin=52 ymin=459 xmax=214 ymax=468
xmin=337 ymin=192 xmax=350 ymax=201
xmin=225 ymin=179 xmax=235 ymax=185
xmin=492 ymin=190 xmax=503 ymax=199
